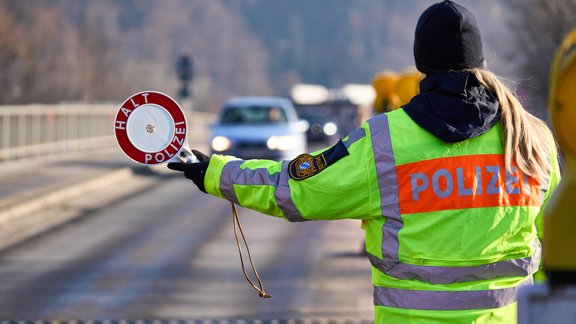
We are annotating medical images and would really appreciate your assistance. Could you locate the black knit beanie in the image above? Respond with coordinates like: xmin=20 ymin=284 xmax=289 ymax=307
xmin=414 ymin=0 xmax=484 ymax=73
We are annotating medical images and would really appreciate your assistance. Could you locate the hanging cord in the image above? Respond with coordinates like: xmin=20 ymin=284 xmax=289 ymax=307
xmin=231 ymin=202 xmax=271 ymax=298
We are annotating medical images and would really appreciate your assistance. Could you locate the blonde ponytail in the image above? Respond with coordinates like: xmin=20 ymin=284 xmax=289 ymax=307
xmin=472 ymin=68 xmax=555 ymax=185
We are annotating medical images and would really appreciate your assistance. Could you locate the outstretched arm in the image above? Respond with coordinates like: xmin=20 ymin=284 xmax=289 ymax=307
xmin=171 ymin=124 xmax=381 ymax=222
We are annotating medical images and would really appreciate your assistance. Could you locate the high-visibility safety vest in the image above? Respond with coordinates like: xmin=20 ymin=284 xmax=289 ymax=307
xmin=204 ymin=108 xmax=561 ymax=323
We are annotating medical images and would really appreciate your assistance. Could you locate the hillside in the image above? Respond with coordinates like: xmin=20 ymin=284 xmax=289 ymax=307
xmin=0 ymin=0 xmax=571 ymax=115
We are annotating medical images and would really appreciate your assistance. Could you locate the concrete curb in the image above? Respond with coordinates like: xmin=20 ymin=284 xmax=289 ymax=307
xmin=0 ymin=167 xmax=134 ymax=222
xmin=0 ymin=143 xmax=208 ymax=251
xmin=0 ymin=167 xmax=135 ymax=251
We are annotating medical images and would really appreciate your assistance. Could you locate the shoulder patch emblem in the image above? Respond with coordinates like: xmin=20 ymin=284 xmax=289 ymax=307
xmin=289 ymin=153 xmax=327 ymax=180
xmin=288 ymin=139 xmax=350 ymax=181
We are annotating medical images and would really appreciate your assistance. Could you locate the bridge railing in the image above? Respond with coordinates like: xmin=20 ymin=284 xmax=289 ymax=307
xmin=0 ymin=104 xmax=215 ymax=161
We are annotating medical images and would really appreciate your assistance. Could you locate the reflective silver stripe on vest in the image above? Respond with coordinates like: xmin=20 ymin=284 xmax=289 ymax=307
xmin=275 ymin=161 xmax=307 ymax=222
xmin=368 ymin=114 xmax=401 ymax=220
xmin=220 ymin=160 xmax=244 ymax=204
xmin=343 ymin=127 xmax=366 ymax=149
xmin=374 ymin=277 xmax=533 ymax=310
xmin=220 ymin=160 xmax=306 ymax=222
xmin=368 ymin=240 xmax=540 ymax=284
xmin=368 ymin=113 xmax=540 ymax=284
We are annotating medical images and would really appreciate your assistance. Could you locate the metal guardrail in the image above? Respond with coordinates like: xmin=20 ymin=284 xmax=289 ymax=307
xmin=0 ymin=104 xmax=215 ymax=161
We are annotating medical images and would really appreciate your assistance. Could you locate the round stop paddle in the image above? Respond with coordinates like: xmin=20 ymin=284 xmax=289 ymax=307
xmin=114 ymin=91 xmax=197 ymax=165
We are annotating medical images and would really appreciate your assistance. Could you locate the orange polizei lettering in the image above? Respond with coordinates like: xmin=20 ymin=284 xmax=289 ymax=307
xmin=396 ymin=154 xmax=540 ymax=214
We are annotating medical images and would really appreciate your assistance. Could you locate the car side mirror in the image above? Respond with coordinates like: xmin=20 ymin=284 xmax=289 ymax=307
xmin=295 ymin=119 xmax=310 ymax=133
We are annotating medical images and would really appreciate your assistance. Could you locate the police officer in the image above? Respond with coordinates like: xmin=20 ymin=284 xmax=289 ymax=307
xmin=169 ymin=1 xmax=561 ymax=322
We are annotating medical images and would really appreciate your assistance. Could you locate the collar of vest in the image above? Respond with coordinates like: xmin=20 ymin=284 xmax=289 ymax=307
xmin=403 ymin=71 xmax=500 ymax=143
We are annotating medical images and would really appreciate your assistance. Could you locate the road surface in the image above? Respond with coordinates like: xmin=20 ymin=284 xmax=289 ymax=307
xmin=0 ymin=170 xmax=373 ymax=321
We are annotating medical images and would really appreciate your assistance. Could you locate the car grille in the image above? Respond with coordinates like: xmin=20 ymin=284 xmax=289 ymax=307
xmin=237 ymin=141 xmax=267 ymax=149
xmin=234 ymin=140 xmax=281 ymax=160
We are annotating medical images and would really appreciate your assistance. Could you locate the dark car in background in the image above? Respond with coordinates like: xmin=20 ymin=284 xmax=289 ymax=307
xmin=209 ymin=96 xmax=308 ymax=160
xmin=294 ymin=99 xmax=361 ymax=145
xmin=294 ymin=104 xmax=339 ymax=143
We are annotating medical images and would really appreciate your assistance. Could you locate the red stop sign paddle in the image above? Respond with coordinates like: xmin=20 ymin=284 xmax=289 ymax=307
xmin=114 ymin=91 xmax=197 ymax=165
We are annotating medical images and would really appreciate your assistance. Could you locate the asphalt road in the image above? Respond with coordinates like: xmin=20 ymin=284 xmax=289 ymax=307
xmin=0 ymin=171 xmax=373 ymax=321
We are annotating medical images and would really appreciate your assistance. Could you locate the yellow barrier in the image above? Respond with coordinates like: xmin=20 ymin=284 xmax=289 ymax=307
xmin=545 ymin=30 xmax=576 ymax=284
xmin=371 ymin=69 xmax=421 ymax=114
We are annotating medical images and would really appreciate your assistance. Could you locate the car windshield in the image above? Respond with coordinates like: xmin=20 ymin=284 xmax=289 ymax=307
xmin=220 ymin=106 xmax=288 ymax=125
xmin=296 ymin=105 xmax=333 ymax=120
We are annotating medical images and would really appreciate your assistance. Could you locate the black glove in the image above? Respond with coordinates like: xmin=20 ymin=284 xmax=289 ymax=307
xmin=167 ymin=150 xmax=210 ymax=193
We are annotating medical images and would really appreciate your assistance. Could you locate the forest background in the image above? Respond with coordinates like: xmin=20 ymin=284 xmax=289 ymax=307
xmin=0 ymin=0 xmax=574 ymax=117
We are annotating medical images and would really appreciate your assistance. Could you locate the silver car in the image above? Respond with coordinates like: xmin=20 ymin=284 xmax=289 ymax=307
xmin=210 ymin=96 xmax=308 ymax=160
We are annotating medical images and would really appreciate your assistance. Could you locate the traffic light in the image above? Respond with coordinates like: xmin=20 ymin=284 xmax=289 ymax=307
xmin=177 ymin=47 xmax=194 ymax=99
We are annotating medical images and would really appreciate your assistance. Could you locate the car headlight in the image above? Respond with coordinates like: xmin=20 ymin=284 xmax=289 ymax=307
xmin=267 ymin=135 xmax=297 ymax=151
xmin=211 ymin=136 xmax=232 ymax=152
xmin=323 ymin=122 xmax=338 ymax=136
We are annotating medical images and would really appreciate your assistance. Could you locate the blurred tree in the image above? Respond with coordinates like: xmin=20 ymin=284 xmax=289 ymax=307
xmin=0 ymin=0 xmax=519 ymax=113
xmin=0 ymin=0 xmax=271 ymax=111
xmin=0 ymin=5 xmax=20 ymax=103
xmin=224 ymin=0 xmax=510 ymax=101
xmin=112 ymin=0 xmax=271 ymax=111
xmin=506 ymin=0 xmax=576 ymax=116
xmin=0 ymin=0 xmax=121 ymax=104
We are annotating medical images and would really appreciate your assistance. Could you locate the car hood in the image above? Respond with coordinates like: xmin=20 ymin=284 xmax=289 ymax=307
xmin=211 ymin=124 xmax=297 ymax=141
